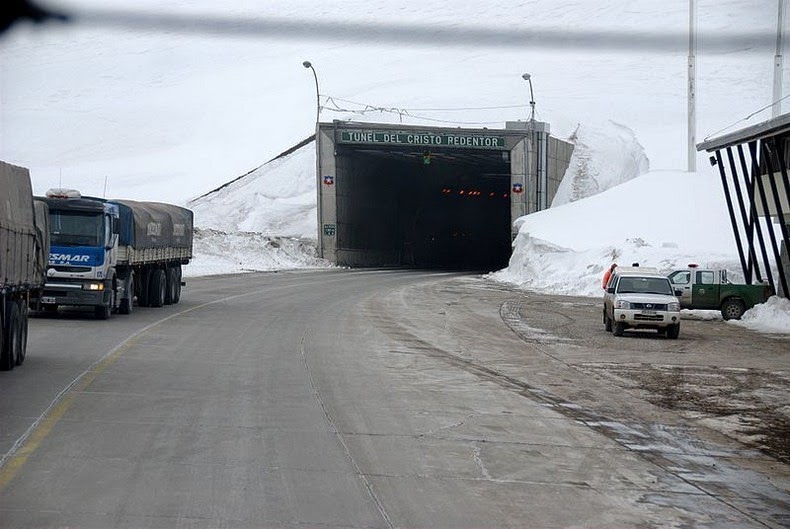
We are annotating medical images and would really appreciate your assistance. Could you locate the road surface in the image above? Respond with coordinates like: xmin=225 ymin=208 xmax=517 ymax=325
xmin=1 ymin=269 xmax=788 ymax=528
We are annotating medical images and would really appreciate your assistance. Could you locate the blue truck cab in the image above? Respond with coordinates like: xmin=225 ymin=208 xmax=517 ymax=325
xmin=38 ymin=189 xmax=121 ymax=319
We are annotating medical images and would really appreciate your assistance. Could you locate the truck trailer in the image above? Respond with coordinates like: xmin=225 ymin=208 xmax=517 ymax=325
xmin=0 ymin=161 xmax=49 ymax=370
xmin=37 ymin=190 xmax=193 ymax=318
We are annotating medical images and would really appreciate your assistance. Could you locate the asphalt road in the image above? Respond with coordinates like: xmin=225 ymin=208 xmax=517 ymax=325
xmin=0 ymin=269 xmax=788 ymax=528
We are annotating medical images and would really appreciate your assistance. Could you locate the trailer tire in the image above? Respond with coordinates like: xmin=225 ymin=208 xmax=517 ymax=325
xmin=17 ymin=301 xmax=28 ymax=365
xmin=149 ymin=269 xmax=167 ymax=308
xmin=721 ymin=298 xmax=746 ymax=320
xmin=137 ymin=269 xmax=151 ymax=307
xmin=119 ymin=272 xmax=134 ymax=315
xmin=0 ymin=309 xmax=7 ymax=371
xmin=1 ymin=302 xmax=21 ymax=371
xmin=172 ymin=265 xmax=182 ymax=304
xmin=164 ymin=266 xmax=177 ymax=305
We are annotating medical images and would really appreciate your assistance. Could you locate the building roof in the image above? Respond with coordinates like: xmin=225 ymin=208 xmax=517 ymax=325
xmin=697 ymin=113 xmax=790 ymax=152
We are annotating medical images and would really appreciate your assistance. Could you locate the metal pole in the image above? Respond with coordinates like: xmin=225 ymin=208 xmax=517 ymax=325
xmin=688 ymin=0 xmax=697 ymax=172
xmin=522 ymin=73 xmax=535 ymax=122
xmin=303 ymin=61 xmax=320 ymax=123
xmin=774 ymin=0 xmax=786 ymax=118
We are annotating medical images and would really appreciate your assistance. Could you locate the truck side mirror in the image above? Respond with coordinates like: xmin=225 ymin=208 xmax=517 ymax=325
xmin=675 ymin=289 xmax=683 ymax=296
xmin=607 ymin=287 xmax=615 ymax=294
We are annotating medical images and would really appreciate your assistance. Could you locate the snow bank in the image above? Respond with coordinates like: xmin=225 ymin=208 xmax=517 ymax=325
xmin=729 ymin=296 xmax=790 ymax=335
xmin=552 ymin=121 xmax=649 ymax=206
xmin=189 ymin=146 xmax=318 ymax=239
xmin=185 ymin=228 xmax=331 ymax=277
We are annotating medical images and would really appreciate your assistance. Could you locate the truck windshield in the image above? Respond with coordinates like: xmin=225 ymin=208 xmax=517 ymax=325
xmin=617 ymin=277 xmax=673 ymax=295
xmin=49 ymin=210 xmax=103 ymax=247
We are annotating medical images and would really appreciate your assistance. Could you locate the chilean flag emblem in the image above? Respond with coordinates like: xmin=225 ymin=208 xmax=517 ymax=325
xmin=323 ymin=175 xmax=334 ymax=185
xmin=512 ymin=183 xmax=523 ymax=194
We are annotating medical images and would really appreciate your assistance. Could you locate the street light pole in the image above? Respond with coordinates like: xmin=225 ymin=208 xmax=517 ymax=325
xmin=774 ymin=0 xmax=786 ymax=118
xmin=303 ymin=60 xmax=320 ymax=123
xmin=522 ymin=72 xmax=536 ymax=123
xmin=688 ymin=0 xmax=697 ymax=172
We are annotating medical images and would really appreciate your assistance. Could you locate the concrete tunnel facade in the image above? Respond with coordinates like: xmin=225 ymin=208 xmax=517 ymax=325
xmin=315 ymin=121 xmax=574 ymax=270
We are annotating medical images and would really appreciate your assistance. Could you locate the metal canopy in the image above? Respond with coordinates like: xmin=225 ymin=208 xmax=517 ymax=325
xmin=697 ymin=113 xmax=790 ymax=298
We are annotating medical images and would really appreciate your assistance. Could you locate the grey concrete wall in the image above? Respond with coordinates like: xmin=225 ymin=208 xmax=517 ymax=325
xmin=509 ymin=134 xmax=574 ymax=236
xmin=548 ymin=138 xmax=574 ymax=207
xmin=317 ymin=125 xmax=337 ymax=261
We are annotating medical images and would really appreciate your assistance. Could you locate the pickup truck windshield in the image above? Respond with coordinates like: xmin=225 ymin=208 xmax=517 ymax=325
xmin=617 ymin=277 xmax=673 ymax=295
xmin=50 ymin=210 xmax=103 ymax=247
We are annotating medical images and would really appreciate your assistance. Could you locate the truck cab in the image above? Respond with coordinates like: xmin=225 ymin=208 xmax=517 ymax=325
xmin=38 ymin=189 xmax=120 ymax=319
xmin=667 ymin=264 xmax=773 ymax=320
xmin=603 ymin=266 xmax=682 ymax=338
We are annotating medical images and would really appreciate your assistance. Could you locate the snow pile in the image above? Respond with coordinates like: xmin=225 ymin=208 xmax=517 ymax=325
xmin=189 ymin=145 xmax=317 ymax=239
xmin=185 ymin=228 xmax=331 ymax=277
xmin=730 ymin=296 xmax=790 ymax=335
xmin=552 ymin=121 xmax=649 ymax=206
xmin=489 ymin=168 xmax=742 ymax=297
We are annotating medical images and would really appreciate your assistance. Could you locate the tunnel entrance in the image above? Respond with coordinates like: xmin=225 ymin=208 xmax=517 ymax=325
xmin=316 ymin=122 xmax=574 ymax=271
xmin=336 ymin=145 xmax=512 ymax=270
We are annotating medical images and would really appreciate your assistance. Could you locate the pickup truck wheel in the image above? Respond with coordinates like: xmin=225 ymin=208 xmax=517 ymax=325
xmin=721 ymin=298 xmax=746 ymax=320
xmin=604 ymin=311 xmax=612 ymax=332
xmin=613 ymin=321 xmax=625 ymax=337
xmin=666 ymin=323 xmax=680 ymax=339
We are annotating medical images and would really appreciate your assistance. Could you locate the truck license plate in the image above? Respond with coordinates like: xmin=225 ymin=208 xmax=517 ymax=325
xmin=641 ymin=310 xmax=657 ymax=316
xmin=41 ymin=297 xmax=56 ymax=304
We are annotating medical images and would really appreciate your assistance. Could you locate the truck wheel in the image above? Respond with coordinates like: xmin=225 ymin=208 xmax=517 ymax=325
xmin=613 ymin=321 xmax=625 ymax=337
xmin=16 ymin=301 xmax=28 ymax=365
xmin=172 ymin=265 xmax=182 ymax=304
xmin=119 ymin=273 xmax=134 ymax=315
xmin=149 ymin=269 xmax=167 ymax=308
xmin=137 ymin=269 xmax=151 ymax=307
xmin=666 ymin=323 xmax=680 ymax=339
xmin=721 ymin=298 xmax=746 ymax=320
xmin=0 ymin=323 xmax=5 ymax=371
xmin=94 ymin=287 xmax=114 ymax=320
xmin=164 ymin=267 xmax=176 ymax=305
xmin=94 ymin=279 xmax=116 ymax=320
xmin=604 ymin=311 xmax=613 ymax=332
xmin=1 ymin=302 xmax=21 ymax=371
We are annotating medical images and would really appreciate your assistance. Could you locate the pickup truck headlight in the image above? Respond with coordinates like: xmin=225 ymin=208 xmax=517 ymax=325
xmin=668 ymin=302 xmax=680 ymax=312
xmin=83 ymin=282 xmax=105 ymax=291
xmin=615 ymin=300 xmax=631 ymax=309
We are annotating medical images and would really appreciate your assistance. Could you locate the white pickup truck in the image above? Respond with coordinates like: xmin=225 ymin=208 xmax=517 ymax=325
xmin=603 ymin=266 xmax=682 ymax=339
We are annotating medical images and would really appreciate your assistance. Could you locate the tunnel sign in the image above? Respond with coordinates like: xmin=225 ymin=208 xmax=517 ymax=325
xmin=323 ymin=224 xmax=336 ymax=236
xmin=339 ymin=130 xmax=507 ymax=149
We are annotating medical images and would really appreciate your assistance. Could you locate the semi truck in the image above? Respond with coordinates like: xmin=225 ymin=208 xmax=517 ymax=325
xmin=667 ymin=264 xmax=773 ymax=320
xmin=37 ymin=189 xmax=193 ymax=318
xmin=0 ymin=161 xmax=49 ymax=370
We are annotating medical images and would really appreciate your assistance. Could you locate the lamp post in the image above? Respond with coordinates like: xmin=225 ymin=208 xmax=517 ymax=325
xmin=303 ymin=60 xmax=320 ymax=123
xmin=522 ymin=72 xmax=536 ymax=123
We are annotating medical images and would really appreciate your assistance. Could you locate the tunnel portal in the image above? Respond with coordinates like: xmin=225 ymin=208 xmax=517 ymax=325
xmin=316 ymin=122 xmax=574 ymax=271
xmin=336 ymin=145 xmax=512 ymax=270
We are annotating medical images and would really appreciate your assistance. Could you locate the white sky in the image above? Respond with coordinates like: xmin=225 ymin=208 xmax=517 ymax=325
xmin=1 ymin=0 xmax=788 ymax=334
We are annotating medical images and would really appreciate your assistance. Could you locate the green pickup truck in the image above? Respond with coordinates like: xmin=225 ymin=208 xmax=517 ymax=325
xmin=667 ymin=266 xmax=773 ymax=320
